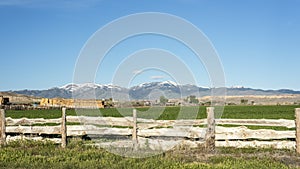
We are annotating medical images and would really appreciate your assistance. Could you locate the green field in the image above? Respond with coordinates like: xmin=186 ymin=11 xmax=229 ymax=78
xmin=0 ymin=140 xmax=299 ymax=169
xmin=5 ymin=105 xmax=300 ymax=120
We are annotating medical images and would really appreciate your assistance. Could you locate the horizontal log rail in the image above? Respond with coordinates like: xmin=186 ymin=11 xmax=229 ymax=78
xmin=3 ymin=125 xmax=296 ymax=140
xmin=5 ymin=116 xmax=295 ymax=128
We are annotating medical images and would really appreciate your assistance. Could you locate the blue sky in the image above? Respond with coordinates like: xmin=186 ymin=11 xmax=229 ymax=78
xmin=0 ymin=0 xmax=299 ymax=91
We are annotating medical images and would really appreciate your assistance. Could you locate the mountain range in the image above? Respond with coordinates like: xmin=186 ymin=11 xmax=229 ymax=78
xmin=8 ymin=81 xmax=300 ymax=100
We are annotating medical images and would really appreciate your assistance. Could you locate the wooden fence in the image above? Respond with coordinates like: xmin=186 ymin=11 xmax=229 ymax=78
xmin=0 ymin=107 xmax=300 ymax=153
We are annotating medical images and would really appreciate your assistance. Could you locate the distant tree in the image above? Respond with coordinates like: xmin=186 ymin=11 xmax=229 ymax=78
xmin=187 ymin=95 xmax=199 ymax=104
xmin=160 ymin=96 xmax=168 ymax=105
xmin=240 ymin=99 xmax=248 ymax=105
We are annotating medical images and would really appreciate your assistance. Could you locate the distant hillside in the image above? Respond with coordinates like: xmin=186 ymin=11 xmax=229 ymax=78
xmin=8 ymin=81 xmax=300 ymax=101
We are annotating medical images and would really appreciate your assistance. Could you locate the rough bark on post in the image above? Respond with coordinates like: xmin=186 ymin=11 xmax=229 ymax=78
xmin=61 ymin=107 xmax=67 ymax=148
xmin=205 ymin=107 xmax=215 ymax=152
xmin=132 ymin=109 xmax=138 ymax=148
xmin=0 ymin=109 xmax=6 ymax=146
xmin=295 ymin=108 xmax=300 ymax=154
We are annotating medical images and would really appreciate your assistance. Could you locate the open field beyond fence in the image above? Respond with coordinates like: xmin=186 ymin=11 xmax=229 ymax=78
xmin=5 ymin=105 xmax=299 ymax=120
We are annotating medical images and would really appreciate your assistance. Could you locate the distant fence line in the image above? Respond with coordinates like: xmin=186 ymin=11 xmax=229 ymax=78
xmin=0 ymin=108 xmax=300 ymax=153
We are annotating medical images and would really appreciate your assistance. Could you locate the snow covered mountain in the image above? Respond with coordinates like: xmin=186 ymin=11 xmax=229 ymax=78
xmin=10 ymin=81 xmax=300 ymax=100
xmin=58 ymin=83 xmax=129 ymax=100
xmin=60 ymin=83 xmax=125 ymax=92
xmin=129 ymin=81 xmax=209 ymax=99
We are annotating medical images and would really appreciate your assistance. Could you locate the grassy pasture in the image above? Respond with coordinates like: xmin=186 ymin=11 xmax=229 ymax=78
xmin=0 ymin=140 xmax=299 ymax=169
xmin=5 ymin=105 xmax=299 ymax=120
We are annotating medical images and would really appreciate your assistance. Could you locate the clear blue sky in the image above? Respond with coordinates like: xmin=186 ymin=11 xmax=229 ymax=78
xmin=0 ymin=0 xmax=299 ymax=91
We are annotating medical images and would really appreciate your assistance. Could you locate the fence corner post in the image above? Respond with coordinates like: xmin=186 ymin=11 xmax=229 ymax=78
xmin=295 ymin=108 xmax=300 ymax=154
xmin=0 ymin=109 xmax=6 ymax=146
xmin=132 ymin=109 xmax=138 ymax=149
xmin=205 ymin=107 xmax=215 ymax=152
xmin=61 ymin=107 xmax=67 ymax=148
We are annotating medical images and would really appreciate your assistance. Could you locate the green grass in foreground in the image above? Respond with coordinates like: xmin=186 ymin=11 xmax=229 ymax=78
xmin=0 ymin=140 xmax=299 ymax=169
xmin=5 ymin=105 xmax=300 ymax=120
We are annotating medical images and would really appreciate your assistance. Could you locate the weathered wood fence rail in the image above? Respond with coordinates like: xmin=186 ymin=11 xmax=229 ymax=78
xmin=0 ymin=108 xmax=300 ymax=153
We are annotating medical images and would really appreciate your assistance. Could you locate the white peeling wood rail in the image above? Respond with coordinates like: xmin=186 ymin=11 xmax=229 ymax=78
xmin=3 ymin=125 xmax=296 ymax=140
xmin=5 ymin=117 xmax=295 ymax=128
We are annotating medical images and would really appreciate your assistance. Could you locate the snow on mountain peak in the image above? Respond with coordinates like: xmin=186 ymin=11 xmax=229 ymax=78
xmin=231 ymin=86 xmax=245 ymax=89
xmin=60 ymin=83 xmax=128 ymax=92
xmin=135 ymin=80 xmax=179 ymax=88
xmin=60 ymin=83 xmax=102 ymax=92
xmin=60 ymin=81 xmax=205 ymax=92
xmin=159 ymin=80 xmax=178 ymax=86
xmin=59 ymin=83 xmax=78 ymax=92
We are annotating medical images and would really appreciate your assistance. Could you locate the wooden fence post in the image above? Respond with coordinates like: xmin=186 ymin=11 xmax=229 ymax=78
xmin=0 ymin=109 xmax=6 ymax=146
xmin=0 ymin=96 xmax=3 ymax=107
xmin=132 ymin=109 xmax=138 ymax=148
xmin=61 ymin=107 xmax=67 ymax=148
xmin=205 ymin=107 xmax=215 ymax=152
xmin=295 ymin=108 xmax=300 ymax=154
